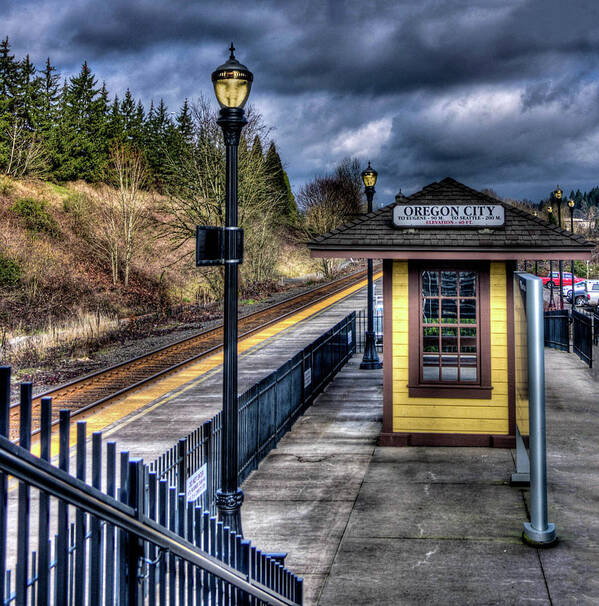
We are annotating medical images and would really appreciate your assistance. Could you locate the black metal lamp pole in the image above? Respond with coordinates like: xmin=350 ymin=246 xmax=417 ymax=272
xmin=211 ymin=44 xmax=253 ymax=535
xmin=554 ymin=187 xmax=564 ymax=309
xmin=360 ymin=162 xmax=382 ymax=370
xmin=568 ymin=199 xmax=575 ymax=306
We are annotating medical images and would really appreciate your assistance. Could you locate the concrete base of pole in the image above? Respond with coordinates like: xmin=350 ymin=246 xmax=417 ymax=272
xmin=510 ymin=472 xmax=530 ymax=486
xmin=360 ymin=332 xmax=382 ymax=369
xmin=216 ymin=488 xmax=244 ymax=536
xmin=522 ymin=522 xmax=557 ymax=547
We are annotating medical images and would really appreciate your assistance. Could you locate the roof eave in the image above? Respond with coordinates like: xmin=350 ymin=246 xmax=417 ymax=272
xmin=309 ymin=246 xmax=594 ymax=261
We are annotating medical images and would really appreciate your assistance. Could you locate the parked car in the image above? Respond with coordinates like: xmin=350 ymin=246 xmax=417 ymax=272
xmin=541 ymin=271 xmax=584 ymax=289
xmin=586 ymin=281 xmax=599 ymax=306
xmin=565 ymin=281 xmax=588 ymax=306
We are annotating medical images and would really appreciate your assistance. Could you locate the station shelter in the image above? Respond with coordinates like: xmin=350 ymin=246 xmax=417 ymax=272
xmin=308 ymin=178 xmax=593 ymax=448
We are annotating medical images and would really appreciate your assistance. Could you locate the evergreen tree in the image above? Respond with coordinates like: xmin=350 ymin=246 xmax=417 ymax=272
xmin=50 ymin=62 xmax=105 ymax=181
xmin=0 ymin=37 xmax=17 ymax=169
xmin=264 ymin=141 xmax=298 ymax=225
xmin=39 ymin=58 xmax=60 ymax=134
xmin=176 ymin=99 xmax=193 ymax=143
xmin=250 ymin=135 xmax=263 ymax=161
xmin=120 ymin=89 xmax=136 ymax=139
xmin=144 ymin=98 xmax=174 ymax=188
xmin=14 ymin=54 xmax=42 ymax=130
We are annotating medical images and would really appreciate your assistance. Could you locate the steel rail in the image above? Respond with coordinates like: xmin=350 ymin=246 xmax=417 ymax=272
xmin=26 ymin=268 xmax=370 ymax=404
xmin=0 ymin=436 xmax=298 ymax=606
xmin=10 ymin=266 xmax=380 ymax=441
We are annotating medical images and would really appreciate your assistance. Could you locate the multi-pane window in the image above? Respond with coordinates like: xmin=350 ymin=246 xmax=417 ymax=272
xmin=421 ymin=270 xmax=479 ymax=384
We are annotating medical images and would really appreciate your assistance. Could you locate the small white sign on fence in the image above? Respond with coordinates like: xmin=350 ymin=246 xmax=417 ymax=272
xmin=186 ymin=463 xmax=207 ymax=502
xmin=347 ymin=330 xmax=352 ymax=345
xmin=304 ymin=367 xmax=312 ymax=388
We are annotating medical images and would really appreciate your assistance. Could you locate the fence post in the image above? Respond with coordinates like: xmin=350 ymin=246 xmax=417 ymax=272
xmin=178 ymin=438 xmax=187 ymax=497
xmin=125 ymin=460 xmax=144 ymax=606
xmin=239 ymin=539 xmax=251 ymax=605
xmin=16 ymin=382 xmax=32 ymax=606
xmin=0 ymin=367 xmax=10 ymax=606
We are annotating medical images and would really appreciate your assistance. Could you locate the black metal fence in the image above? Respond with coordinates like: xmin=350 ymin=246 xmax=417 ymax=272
xmin=150 ymin=311 xmax=357 ymax=510
xmin=572 ymin=310 xmax=593 ymax=367
xmin=0 ymin=369 xmax=302 ymax=606
xmin=544 ymin=309 xmax=595 ymax=368
xmin=544 ymin=310 xmax=570 ymax=352
xmin=355 ymin=310 xmax=383 ymax=353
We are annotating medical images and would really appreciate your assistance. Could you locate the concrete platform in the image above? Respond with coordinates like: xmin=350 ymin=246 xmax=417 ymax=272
xmin=98 ymin=283 xmax=373 ymax=463
xmin=241 ymin=349 xmax=599 ymax=605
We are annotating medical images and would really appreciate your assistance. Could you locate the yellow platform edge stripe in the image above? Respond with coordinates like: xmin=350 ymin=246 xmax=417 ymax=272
xmin=26 ymin=273 xmax=381 ymax=460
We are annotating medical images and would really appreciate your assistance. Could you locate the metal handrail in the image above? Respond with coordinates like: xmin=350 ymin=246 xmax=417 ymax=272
xmin=0 ymin=435 xmax=298 ymax=606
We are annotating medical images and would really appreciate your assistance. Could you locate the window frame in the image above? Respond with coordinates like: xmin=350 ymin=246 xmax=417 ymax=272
xmin=408 ymin=261 xmax=492 ymax=399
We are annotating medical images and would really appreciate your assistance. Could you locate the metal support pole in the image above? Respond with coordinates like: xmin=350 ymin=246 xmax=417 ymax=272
xmin=549 ymin=260 xmax=554 ymax=309
xmin=570 ymin=207 xmax=576 ymax=309
xmin=216 ymin=107 xmax=246 ymax=535
xmin=559 ymin=260 xmax=564 ymax=310
xmin=360 ymin=187 xmax=382 ymax=370
xmin=522 ymin=276 xmax=556 ymax=546
xmin=534 ymin=261 xmax=538 ymax=276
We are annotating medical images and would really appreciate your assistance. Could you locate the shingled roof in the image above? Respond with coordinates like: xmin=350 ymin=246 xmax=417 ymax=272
xmin=308 ymin=177 xmax=594 ymax=259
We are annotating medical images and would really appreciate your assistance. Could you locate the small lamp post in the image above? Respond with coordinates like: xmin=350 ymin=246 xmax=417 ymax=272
xmin=533 ymin=211 xmax=538 ymax=276
xmin=568 ymin=199 xmax=576 ymax=307
xmin=547 ymin=205 xmax=555 ymax=309
xmin=553 ymin=187 xmax=564 ymax=309
xmin=211 ymin=44 xmax=253 ymax=535
xmin=360 ymin=162 xmax=382 ymax=370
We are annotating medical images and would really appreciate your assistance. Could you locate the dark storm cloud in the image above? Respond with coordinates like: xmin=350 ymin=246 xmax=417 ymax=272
xmin=3 ymin=0 xmax=599 ymax=201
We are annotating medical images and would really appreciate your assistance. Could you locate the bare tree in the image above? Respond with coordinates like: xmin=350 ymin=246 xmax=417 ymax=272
xmin=298 ymin=157 xmax=363 ymax=278
xmin=160 ymin=96 xmax=285 ymax=298
xmin=108 ymin=143 xmax=150 ymax=287
xmin=3 ymin=119 xmax=47 ymax=178
xmin=89 ymin=144 xmax=150 ymax=286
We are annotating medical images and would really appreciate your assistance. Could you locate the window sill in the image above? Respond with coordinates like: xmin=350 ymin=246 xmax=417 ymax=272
xmin=407 ymin=384 xmax=493 ymax=399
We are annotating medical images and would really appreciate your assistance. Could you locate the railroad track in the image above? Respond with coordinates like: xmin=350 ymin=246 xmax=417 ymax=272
xmin=10 ymin=268 xmax=377 ymax=441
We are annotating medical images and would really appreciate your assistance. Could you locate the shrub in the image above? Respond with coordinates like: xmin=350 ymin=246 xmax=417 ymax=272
xmin=62 ymin=192 xmax=87 ymax=215
xmin=0 ymin=176 xmax=14 ymax=196
xmin=11 ymin=197 xmax=59 ymax=236
xmin=0 ymin=252 xmax=21 ymax=287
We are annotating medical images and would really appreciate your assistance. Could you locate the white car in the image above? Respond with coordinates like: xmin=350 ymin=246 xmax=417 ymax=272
xmin=585 ymin=281 xmax=599 ymax=306
xmin=565 ymin=282 xmax=589 ymax=306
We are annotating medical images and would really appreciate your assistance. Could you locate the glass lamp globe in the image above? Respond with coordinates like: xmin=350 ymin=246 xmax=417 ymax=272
xmin=212 ymin=44 xmax=253 ymax=109
xmin=361 ymin=162 xmax=378 ymax=188
xmin=568 ymin=199 xmax=575 ymax=208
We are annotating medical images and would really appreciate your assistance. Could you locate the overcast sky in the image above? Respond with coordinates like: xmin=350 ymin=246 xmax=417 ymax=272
xmin=4 ymin=0 xmax=599 ymax=205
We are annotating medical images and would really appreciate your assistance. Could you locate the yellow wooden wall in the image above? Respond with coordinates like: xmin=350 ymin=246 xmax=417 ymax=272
xmin=391 ymin=260 xmax=509 ymax=435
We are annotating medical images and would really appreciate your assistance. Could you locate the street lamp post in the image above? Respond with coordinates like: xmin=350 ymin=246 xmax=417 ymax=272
xmin=360 ymin=162 xmax=382 ymax=370
xmin=554 ymin=187 xmax=564 ymax=310
xmin=547 ymin=205 xmax=555 ymax=309
xmin=211 ymin=44 xmax=253 ymax=535
xmin=569 ymin=199 xmax=576 ymax=307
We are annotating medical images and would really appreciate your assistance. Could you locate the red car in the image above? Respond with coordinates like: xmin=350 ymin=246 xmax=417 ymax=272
xmin=541 ymin=271 xmax=584 ymax=288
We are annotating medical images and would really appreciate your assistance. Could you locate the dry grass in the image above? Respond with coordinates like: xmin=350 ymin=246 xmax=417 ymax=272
xmin=276 ymin=240 xmax=320 ymax=278
xmin=0 ymin=309 xmax=120 ymax=369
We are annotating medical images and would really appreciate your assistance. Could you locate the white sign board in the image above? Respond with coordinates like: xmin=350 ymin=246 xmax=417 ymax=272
xmin=186 ymin=463 xmax=207 ymax=502
xmin=393 ymin=204 xmax=504 ymax=228
xmin=347 ymin=330 xmax=352 ymax=345
xmin=304 ymin=367 xmax=312 ymax=388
